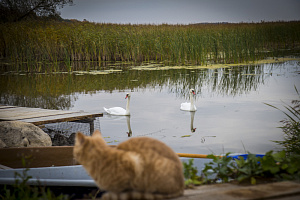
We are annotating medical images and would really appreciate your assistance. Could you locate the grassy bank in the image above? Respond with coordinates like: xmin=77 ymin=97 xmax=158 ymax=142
xmin=1 ymin=21 xmax=300 ymax=71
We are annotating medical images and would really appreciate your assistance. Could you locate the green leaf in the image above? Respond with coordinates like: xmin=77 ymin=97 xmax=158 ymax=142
xmin=206 ymin=154 xmax=217 ymax=159
xmin=281 ymin=163 xmax=289 ymax=170
xmin=272 ymin=151 xmax=286 ymax=162
xmin=251 ymin=177 xmax=256 ymax=185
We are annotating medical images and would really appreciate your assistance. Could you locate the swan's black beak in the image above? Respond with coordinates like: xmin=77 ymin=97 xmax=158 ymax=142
xmin=192 ymin=91 xmax=196 ymax=95
xmin=125 ymin=94 xmax=129 ymax=99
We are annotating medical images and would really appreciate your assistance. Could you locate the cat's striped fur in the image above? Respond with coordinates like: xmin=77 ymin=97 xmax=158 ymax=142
xmin=74 ymin=130 xmax=184 ymax=200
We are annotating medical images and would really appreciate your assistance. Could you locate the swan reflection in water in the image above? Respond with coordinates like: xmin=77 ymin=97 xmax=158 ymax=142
xmin=190 ymin=111 xmax=196 ymax=133
xmin=125 ymin=112 xmax=196 ymax=137
xmin=126 ymin=115 xmax=132 ymax=137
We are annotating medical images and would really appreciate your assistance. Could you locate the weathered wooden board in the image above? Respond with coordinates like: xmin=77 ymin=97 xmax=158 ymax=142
xmin=0 ymin=105 xmax=103 ymax=126
xmin=0 ymin=146 xmax=76 ymax=168
xmin=20 ymin=112 xmax=103 ymax=125
xmin=0 ymin=105 xmax=16 ymax=109
xmin=0 ymin=145 xmax=114 ymax=168
xmin=0 ymin=107 xmax=80 ymax=121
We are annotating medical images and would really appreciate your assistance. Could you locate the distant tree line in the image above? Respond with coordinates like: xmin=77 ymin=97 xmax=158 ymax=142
xmin=0 ymin=0 xmax=73 ymax=22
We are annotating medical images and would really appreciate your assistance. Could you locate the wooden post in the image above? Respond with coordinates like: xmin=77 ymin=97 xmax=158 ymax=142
xmin=89 ymin=118 xmax=95 ymax=135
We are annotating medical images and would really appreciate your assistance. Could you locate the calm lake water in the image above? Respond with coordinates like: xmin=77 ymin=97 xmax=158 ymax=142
xmin=1 ymin=60 xmax=299 ymax=155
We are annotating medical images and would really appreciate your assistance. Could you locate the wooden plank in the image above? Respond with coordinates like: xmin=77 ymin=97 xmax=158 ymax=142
xmin=0 ymin=105 xmax=103 ymax=126
xmin=0 ymin=164 xmax=12 ymax=169
xmin=20 ymin=112 xmax=103 ymax=125
xmin=0 ymin=107 xmax=78 ymax=120
xmin=18 ymin=112 xmax=101 ymax=123
xmin=0 ymin=146 xmax=115 ymax=168
xmin=0 ymin=146 xmax=76 ymax=168
xmin=0 ymin=105 xmax=16 ymax=109
xmin=0 ymin=107 xmax=81 ymax=120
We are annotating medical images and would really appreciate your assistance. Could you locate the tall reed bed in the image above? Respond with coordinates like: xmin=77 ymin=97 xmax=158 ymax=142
xmin=1 ymin=21 xmax=299 ymax=70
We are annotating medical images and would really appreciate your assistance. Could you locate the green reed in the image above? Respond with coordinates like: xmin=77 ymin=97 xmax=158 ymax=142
xmin=1 ymin=21 xmax=299 ymax=71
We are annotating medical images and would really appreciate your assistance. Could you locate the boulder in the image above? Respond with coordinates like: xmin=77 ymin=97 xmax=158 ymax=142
xmin=0 ymin=139 xmax=6 ymax=148
xmin=0 ymin=121 xmax=52 ymax=147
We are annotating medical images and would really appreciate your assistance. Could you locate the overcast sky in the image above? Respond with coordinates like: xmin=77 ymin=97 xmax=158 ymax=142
xmin=59 ymin=0 xmax=300 ymax=24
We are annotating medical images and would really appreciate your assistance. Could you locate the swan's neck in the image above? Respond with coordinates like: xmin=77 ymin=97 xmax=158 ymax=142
xmin=125 ymin=96 xmax=130 ymax=114
xmin=190 ymin=92 xmax=195 ymax=110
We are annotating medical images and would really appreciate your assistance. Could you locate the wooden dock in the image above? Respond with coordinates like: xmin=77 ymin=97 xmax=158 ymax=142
xmin=0 ymin=105 xmax=103 ymax=133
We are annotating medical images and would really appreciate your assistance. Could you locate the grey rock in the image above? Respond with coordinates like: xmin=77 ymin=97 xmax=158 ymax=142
xmin=0 ymin=139 xmax=6 ymax=148
xmin=0 ymin=121 xmax=52 ymax=147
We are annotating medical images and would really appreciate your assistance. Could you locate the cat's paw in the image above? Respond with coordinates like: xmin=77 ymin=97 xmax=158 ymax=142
xmin=101 ymin=191 xmax=145 ymax=200
xmin=101 ymin=192 xmax=118 ymax=200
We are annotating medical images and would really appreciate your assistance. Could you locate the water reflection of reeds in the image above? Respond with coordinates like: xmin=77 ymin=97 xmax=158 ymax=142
xmin=166 ymin=64 xmax=274 ymax=99
xmin=0 ymin=63 xmax=279 ymax=109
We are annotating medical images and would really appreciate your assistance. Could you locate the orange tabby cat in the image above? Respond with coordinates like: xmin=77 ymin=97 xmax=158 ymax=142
xmin=74 ymin=130 xmax=184 ymax=200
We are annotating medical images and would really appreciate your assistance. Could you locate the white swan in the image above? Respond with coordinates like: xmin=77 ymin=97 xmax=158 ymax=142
xmin=103 ymin=93 xmax=131 ymax=116
xmin=180 ymin=89 xmax=197 ymax=111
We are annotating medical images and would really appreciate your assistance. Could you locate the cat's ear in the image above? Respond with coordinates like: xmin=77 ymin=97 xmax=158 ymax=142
xmin=92 ymin=130 xmax=102 ymax=137
xmin=76 ymin=131 xmax=86 ymax=145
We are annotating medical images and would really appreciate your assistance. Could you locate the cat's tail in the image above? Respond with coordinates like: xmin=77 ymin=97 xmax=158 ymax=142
xmin=101 ymin=189 xmax=184 ymax=200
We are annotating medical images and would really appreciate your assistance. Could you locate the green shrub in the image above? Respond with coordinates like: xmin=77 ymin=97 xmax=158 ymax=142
xmin=265 ymin=86 xmax=300 ymax=155
xmin=183 ymin=159 xmax=203 ymax=187
xmin=202 ymin=151 xmax=300 ymax=185
xmin=0 ymin=158 xmax=69 ymax=200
